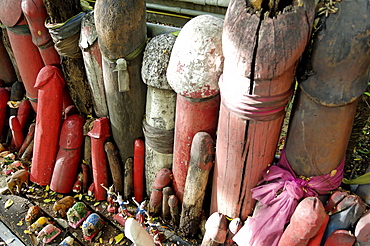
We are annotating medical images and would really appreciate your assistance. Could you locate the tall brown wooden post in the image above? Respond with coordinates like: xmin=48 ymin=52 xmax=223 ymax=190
xmin=210 ymin=0 xmax=315 ymax=221
xmin=285 ymin=0 xmax=370 ymax=178
xmin=94 ymin=0 xmax=147 ymax=167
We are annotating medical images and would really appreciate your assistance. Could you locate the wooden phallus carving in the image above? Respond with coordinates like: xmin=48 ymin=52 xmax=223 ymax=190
xmin=31 ymin=65 xmax=64 ymax=185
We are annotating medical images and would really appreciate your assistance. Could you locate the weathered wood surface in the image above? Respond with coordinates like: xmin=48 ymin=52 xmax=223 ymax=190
xmin=100 ymin=55 xmax=147 ymax=166
xmin=180 ymin=132 xmax=215 ymax=238
xmin=94 ymin=1 xmax=146 ymax=60
xmin=20 ymin=138 xmax=33 ymax=161
xmin=141 ymin=33 xmax=177 ymax=197
xmin=168 ymin=194 xmax=180 ymax=227
xmin=94 ymin=0 xmax=147 ymax=167
xmin=285 ymin=90 xmax=358 ymax=176
xmin=80 ymin=11 xmax=108 ymax=118
xmin=105 ymin=141 xmax=124 ymax=195
xmin=162 ymin=186 xmax=174 ymax=222
xmin=123 ymin=157 xmax=134 ymax=200
xmin=43 ymin=0 xmax=93 ymax=115
xmin=167 ymin=15 xmax=223 ymax=202
xmin=210 ymin=0 xmax=315 ymax=221
xmin=299 ymin=0 xmax=370 ymax=107
xmin=82 ymin=120 xmax=93 ymax=193
xmin=286 ymin=0 xmax=370 ymax=177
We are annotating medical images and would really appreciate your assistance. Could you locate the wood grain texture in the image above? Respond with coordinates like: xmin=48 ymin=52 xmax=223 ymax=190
xmin=211 ymin=0 xmax=315 ymax=220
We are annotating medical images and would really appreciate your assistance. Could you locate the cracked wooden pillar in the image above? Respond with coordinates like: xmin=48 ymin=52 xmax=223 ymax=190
xmin=210 ymin=0 xmax=315 ymax=220
xmin=141 ymin=33 xmax=177 ymax=197
xmin=284 ymin=0 xmax=370 ymax=177
xmin=94 ymin=0 xmax=147 ymax=166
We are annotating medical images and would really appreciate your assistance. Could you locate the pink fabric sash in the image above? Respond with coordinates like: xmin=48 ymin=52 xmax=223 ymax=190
xmin=233 ymin=149 xmax=344 ymax=246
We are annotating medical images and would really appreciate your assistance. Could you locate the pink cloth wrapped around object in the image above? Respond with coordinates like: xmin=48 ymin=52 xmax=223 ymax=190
xmin=233 ymin=149 xmax=344 ymax=246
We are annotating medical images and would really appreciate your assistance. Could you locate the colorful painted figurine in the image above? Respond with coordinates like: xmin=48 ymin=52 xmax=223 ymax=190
xmin=67 ymin=202 xmax=91 ymax=229
xmin=59 ymin=236 xmax=77 ymax=246
xmin=112 ymin=192 xmax=132 ymax=226
xmin=149 ymin=225 xmax=163 ymax=246
xmin=82 ymin=213 xmax=105 ymax=241
xmin=25 ymin=206 xmax=41 ymax=226
xmin=114 ymin=193 xmax=129 ymax=216
xmin=133 ymin=197 xmax=149 ymax=227
xmin=6 ymin=169 xmax=29 ymax=195
xmin=53 ymin=196 xmax=75 ymax=218
xmin=37 ymin=224 xmax=61 ymax=244
xmin=104 ymin=184 xmax=118 ymax=213
xmin=27 ymin=217 xmax=49 ymax=235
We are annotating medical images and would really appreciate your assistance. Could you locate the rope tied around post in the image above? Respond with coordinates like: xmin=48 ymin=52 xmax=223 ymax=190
xmin=219 ymin=75 xmax=294 ymax=121
xmin=104 ymin=39 xmax=147 ymax=92
xmin=142 ymin=119 xmax=174 ymax=154
xmin=45 ymin=12 xmax=86 ymax=58
xmin=5 ymin=24 xmax=31 ymax=35
xmin=233 ymin=149 xmax=345 ymax=246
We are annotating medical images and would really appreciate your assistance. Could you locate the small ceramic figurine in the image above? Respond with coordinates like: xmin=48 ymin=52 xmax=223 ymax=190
xmin=6 ymin=169 xmax=29 ymax=195
xmin=53 ymin=196 xmax=75 ymax=218
xmin=114 ymin=193 xmax=130 ymax=216
xmin=27 ymin=217 xmax=49 ymax=235
xmin=133 ymin=197 xmax=149 ymax=227
xmin=113 ymin=192 xmax=132 ymax=226
xmin=106 ymin=184 xmax=118 ymax=213
xmin=67 ymin=201 xmax=91 ymax=228
xmin=59 ymin=236 xmax=77 ymax=246
xmin=25 ymin=206 xmax=41 ymax=226
xmin=149 ymin=225 xmax=163 ymax=246
xmin=37 ymin=224 xmax=61 ymax=244
xmin=82 ymin=213 xmax=105 ymax=241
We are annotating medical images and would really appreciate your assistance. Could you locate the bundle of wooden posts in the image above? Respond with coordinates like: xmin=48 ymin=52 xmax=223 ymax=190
xmin=0 ymin=0 xmax=369 ymax=245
